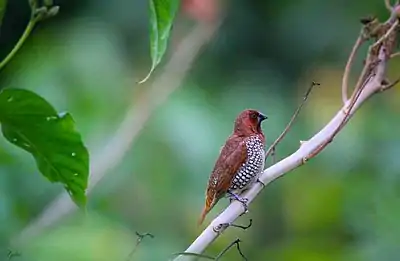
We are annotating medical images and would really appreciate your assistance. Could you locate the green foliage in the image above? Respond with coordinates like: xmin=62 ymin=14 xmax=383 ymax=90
xmin=0 ymin=89 xmax=89 ymax=207
xmin=0 ymin=0 xmax=6 ymax=27
xmin=140 ymin=0 xmax=180 ymax=83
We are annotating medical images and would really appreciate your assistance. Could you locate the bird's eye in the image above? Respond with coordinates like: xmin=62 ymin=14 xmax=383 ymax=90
xmin=251 ymin=113 xmax=258 ymax=119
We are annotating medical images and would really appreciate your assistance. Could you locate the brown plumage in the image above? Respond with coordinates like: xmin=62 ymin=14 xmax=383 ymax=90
xmin=198 ymin=109 xmax=267 ymax=225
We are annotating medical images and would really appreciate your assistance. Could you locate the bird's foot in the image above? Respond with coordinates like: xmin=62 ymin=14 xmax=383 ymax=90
xmin=227 ymin=191 xmax=249 ymax=214
xmin=256 ymin=178 xmax=265 ymax=187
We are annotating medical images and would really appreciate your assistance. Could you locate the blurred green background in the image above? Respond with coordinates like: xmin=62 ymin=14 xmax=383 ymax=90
xmin=1 ymin=0 xmax=400 ymax=260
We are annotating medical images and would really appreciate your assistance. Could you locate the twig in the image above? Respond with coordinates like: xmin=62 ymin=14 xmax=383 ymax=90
xmin=230 ymin=218 xmax=252 ymax=230
xmin=213 ymin=219 xmax=253 ymax=233
xmin=380 ymin=76 xmax=400 ymax=91
xmin=385 ymin=0 xmax=394 ymax=11
xmin=12 ymin=19 xmax=223 ymax=246
xmin=342 ymin=32 xmax=364 ymax=103
xmin=0 ymin=1 xmax=59 ymax=71
xmin=371 ymin=19 xmax=399 ymax=50
xmin=126 ymin=232 xmax=154 ymax=261
xmin=305 ymin=14 xmax=399 ymax=161
xmin=270 ymin=146 xmax=276 ymax=164
xmin=390 ymin=52 xmax=400 ymax=58
xmin=264 ymin=81 xmax=319 ymax=160
xmin=7 ymin=249 xmax=21 ymax=260
xmin=215 ymin=239 xmax=247 ymax=261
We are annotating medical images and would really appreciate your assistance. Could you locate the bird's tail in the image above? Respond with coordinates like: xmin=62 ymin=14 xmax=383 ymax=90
xmin=198 ymin=196 xmax=214 ymax=226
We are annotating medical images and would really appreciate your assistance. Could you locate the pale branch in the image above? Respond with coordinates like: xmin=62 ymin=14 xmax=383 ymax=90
xmin=173 ymin=3 xmax=399 ymax=260
xmin=341 ymin=32 xmax=364 ymax=103
xmin=171 ymin=238 xmax=248 ymax=261
xmin=385 ymin=0 xmax=394 ymax=11
xmin=171 ymin=252 xmax=215 ymax=260
xmin=264 ymin=81 xmax=319 ymax=161
xmin=385 ymin=0 xmax=400 ymax=11
xmin=306 ymin=13 xmax=399 ymax=159
xmin=12 ymin=19 xmax=223 ymax=246
xmin=390 ymin=52 xmax=400 ymax=58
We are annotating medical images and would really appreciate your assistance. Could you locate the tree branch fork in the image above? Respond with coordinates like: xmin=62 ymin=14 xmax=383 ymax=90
xmin=174 ymin=2 xmax=400 ymax=260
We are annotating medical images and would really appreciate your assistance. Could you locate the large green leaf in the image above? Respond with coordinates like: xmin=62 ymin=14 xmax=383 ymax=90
xmin=140 ymin=0 xmax=180 ymax=83
xmin=0 ymin=0 xmax=7 ymax=28
xmin=0 ymin=88 xmax=89 ymax=207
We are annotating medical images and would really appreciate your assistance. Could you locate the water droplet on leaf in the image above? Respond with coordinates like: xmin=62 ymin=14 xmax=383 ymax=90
xmin=7 ymin=96 xmax=13 ymax=102
xmin=71 ymin=152 xmax=76 ymax=157
xmin=46 ymin=116 xmax=57 ymax=121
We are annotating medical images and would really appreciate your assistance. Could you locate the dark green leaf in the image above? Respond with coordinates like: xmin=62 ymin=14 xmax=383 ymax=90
xmin=0 ymin=88 xmax=89 ymax=207
xmin=0 ymin=0 xmax=7 ymax=28
xmin=139 ymin=0 xmax=180 ymax=83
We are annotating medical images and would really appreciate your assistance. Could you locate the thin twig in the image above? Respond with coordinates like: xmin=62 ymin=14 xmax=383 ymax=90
xmin=215 ymin=239 xmax=247 ymax=261
xmin=385 ymin=0 xmax=393 ymax=11
xmin=390 ymin=52 xmax=400 ymax=58
xmin=214 ymin=219 xmax=253 ymax=233
xmin=342 ymin=32 xmax=365 ymax=103
xmin=7 ymin=249 xmax=21 ymax=260
xmin=126 ymin=232 xmax=155 ymax=261
xmin=264 ymin=81 xmax=319 ymax=160
xmin=305 ymin=15 xmax=399 ymax=161
xmin=371 ymin=19 xmax=399 ymax=50
xmin=230 ymin=218 xmax=252 ymax=230
xmin=270 ymin=146 xmax=276 ymax=164
xmin=353 ymin=52 xmax=373 ymax=95
xmin=381 ymin=76 xmax=400 ymax=91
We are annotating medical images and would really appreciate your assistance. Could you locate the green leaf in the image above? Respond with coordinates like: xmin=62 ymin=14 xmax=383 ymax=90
xmin=0 ymin=88 xmax=89 ymax=207
xmin=139 ymin=0 xmax=180 ymax=83
xmin=0 ymin=0 xmax=7 ymax=28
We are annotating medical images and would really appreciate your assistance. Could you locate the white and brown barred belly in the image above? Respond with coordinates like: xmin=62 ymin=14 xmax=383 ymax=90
xmin=229 ymin=135 xmax=265 ymax=193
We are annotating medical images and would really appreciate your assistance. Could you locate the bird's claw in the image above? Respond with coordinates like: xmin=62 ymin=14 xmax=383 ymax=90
xmin=227 ymin=191 xmax=249 ymax=214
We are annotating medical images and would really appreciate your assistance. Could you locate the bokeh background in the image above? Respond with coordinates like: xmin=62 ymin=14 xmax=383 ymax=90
xmin=1 ymin=0 xmax=400 ymax=260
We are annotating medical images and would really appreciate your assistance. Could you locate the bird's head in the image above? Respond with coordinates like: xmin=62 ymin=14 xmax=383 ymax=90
xmin=233 ymin=109 xmax=268 ymax=136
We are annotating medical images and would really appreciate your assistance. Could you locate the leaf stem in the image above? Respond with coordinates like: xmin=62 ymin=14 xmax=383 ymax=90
xmin=0 ymin=19 xmax=37 ymax=71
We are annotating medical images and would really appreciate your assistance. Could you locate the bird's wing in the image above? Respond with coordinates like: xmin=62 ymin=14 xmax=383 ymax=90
xmin=207 ymin=135 xmax=247 ymax=201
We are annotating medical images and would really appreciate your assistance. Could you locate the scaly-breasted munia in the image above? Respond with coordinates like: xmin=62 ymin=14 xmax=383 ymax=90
xmin=198 ymin=109 xmax=267 ymax=225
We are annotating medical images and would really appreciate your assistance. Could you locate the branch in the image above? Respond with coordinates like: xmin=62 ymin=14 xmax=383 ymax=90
xmin=173 ymin=4 xmax=398 ymax=260
xmin=385 ymin=0 xmax=394 ymax=11
xmin=12 ymin=19 xmax=223 ymax=246
xmin=171 ymin=238 xmax=248 ymax=261
xmin=341 ymin=32 xmax=364 ymax=103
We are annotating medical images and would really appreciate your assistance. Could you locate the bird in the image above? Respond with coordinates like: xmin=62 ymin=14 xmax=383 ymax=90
xmin=198 ymin=109 xmax=268 ymax=225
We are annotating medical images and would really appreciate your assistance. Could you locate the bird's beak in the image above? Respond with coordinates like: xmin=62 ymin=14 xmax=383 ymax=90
xmin=258 ymin=113 xmax=268 ymax=123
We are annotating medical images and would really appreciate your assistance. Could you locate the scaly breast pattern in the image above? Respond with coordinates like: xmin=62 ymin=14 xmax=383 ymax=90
xmin=230 ymin=135 xmax=265 ymax=193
